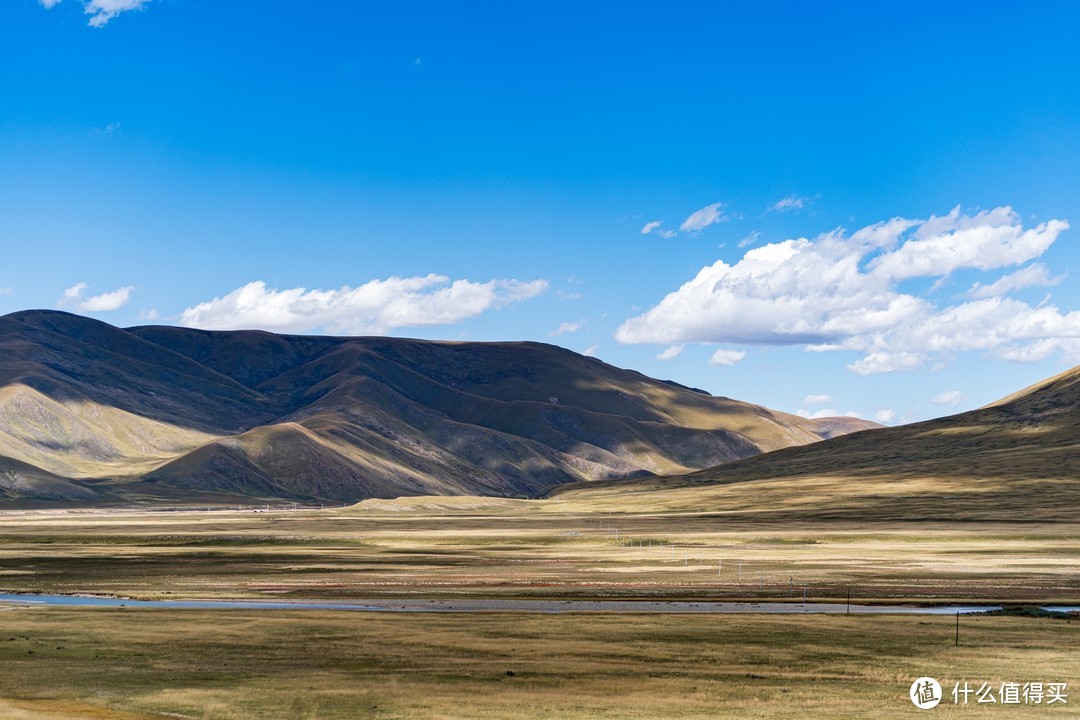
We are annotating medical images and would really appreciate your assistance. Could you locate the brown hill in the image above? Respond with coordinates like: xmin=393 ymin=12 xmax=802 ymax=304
xmin=0 ymin=310 xmax=876 ymax=503
xmin=550 ymin=365 xmax=1080 ymax=522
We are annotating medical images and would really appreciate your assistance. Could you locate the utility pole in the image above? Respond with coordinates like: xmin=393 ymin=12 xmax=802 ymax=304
xmin=955 ymin=612 xmax=960 ymax=646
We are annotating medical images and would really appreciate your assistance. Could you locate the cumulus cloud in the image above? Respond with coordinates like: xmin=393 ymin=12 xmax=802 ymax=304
xmin=86 ymin=0 xmax=152 ymax=26
xmin=680 ymin=202 xmax=728 ymax=233
xmin=932 ymin=390 xmax=964 ymax=407
xmin=803 ymin=394 xmax=834 ymax=405
xmin=178 ymin=275 xmax=547 ymax=334
xmin=582 ymin=344 xmax=599 ymax=357
xmin=58 ymin=282 xmax=133 ymax=312
xmin=137 ymin=308 xmax=160 ymax=321
xmin=39 ymin=0 xmax=153 ymax=27
xmin=81 ymin=286 xmax=133 ymax=311
xmin=848 ymin=351 xmax=924 ymax=376
xmin=549 ymin=319 xmax=585 ymax=337
xmin=0 ymin=287 xmax=12 ymax=296
xmin=616 ymin=206 xmax=1074 ymax=373
xmin=872 ymin=409 xmax=895 ymax=423
xmin=62 ymin=282 xmax=87 ymax=301
xmin=656 ymin=344 xmax=684 ymax=361
xmin=966 ymin=263 xmax=1063 ymax=299
xmin=708 ymin=349 xmax=746 ymax=366
xmin=796 ymin=407 xmax=861 ymax=419
xmin=871 ymin=207 xmax=1062 ymax=281
xmin=993 ymin=338 xmax=1080 ymax=363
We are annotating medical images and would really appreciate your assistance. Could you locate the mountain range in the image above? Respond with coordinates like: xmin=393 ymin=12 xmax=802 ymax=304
xmin=0 ymin=310 xmax=876 ymax=504
xmin=553 ymin=363 xmax=1080 ymax=521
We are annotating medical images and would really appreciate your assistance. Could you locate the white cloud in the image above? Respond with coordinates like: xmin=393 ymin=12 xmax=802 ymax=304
xmin=641 ymin=220 xmax=677 ymax=239
xmin=81 ymin=286 xmax=133 ymax=311
xmin=616 ymin=206 xmax=1074 ymax=374
xmin=582 ymin=344 xmax=599 ymax=357
xmin=771 ymin=194 xmax=812 ymax=212
xmin=796 ymin=407 xmax=861 ymax=419
xmin=738 ymin=231 xmax=761 ymax=248
xmin=137 ymin=308 xmax=160 ymax=321
xmin=680 ymin=202 xmax=728 ymax=233
xmin=994 ymin=338 xmax=1080 ymax=363
xmin=966 ymin=263 xmax=1064 ymax=299
xmin=178 ymin=275 xmax=547 ymax=334
xmin=803 ymin=394 xmax=834 ymax=405
xmin=656 ymin=344 xmax=684 ymax=361
xmin=932 ymin=390 xmax=964 ymax=407
xmin=62 ymin=282 xmax=87 ymax=301
xmin=872 ymin=409 xmax=895 ymax=423
xmin=549 ymin=319 xmax=585 ymax=337
xmin=85 ymin=0 xmax=152 ymax=27
xmin=40 ymin=0 xmax=153 ymax=27
xmin=59 ymin=283 xmax=133 ymax=312
xmin=848 ymin=351 xmax=924 ymax=376
xmin=708 ymin=349 xmax=746 ymax=366
xmin=0 ymin=287 xmax=12 ymax=296
xmin=871 ymin=206 xmax=1064 ymax=281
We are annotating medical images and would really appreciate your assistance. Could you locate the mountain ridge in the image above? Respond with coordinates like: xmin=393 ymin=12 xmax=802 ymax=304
xmin=0 ymin=310 xmax=877 ymax=504
xmin=550 ymin=363 xmax=1080 ymax=521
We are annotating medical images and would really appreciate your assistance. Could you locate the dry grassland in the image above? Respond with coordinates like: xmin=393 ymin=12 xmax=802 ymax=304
xmin=0 ymin=607 xmax=1077 ymax=719
xmin=0 ymin=498 xmax=1075 ymax=604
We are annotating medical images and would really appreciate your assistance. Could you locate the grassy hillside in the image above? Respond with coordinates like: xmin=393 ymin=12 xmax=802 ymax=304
xmin=551 ymin=364 xmax=1080 ymax=521
xmin=0 ymin=310 xmax=875 ymax=503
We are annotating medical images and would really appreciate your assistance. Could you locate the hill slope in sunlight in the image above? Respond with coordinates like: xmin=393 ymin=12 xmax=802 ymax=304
xmin=0 ymin=310 xmax=876 ymax=503
xmin=550 ymin=365 xmax=1080 ymax=521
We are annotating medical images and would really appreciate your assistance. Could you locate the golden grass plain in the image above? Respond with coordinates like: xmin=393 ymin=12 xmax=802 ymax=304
xmin=0 ymin=498 xmax=1077 ymax=719
xmin=0 ymin=607 xmax=1077 ymax=719
xmin=0 ymin=497 xmax=1076 ymax=603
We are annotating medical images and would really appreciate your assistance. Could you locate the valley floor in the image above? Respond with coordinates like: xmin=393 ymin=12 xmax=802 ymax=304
xmin=0 ymin=497 xmax=1076 ymax=604
xmin=0 ymin=498 xmax=1076 ymax=718
xmin=0 ymin=607 xmax=1077 ymax=719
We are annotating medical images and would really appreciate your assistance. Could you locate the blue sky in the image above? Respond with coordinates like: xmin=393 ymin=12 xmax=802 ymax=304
xmin=3 ymin=1 xmax=1080 ymax=424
